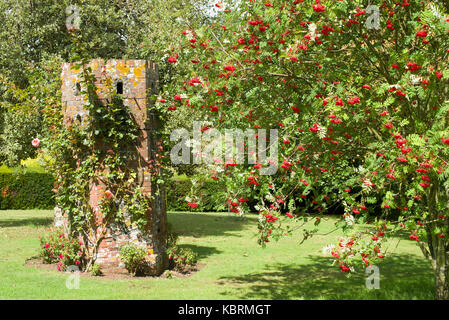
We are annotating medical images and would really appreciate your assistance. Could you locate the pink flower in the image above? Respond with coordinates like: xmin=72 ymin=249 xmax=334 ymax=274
xmin=104 ymin=190 xmax=113 ymax=199
xmin=75 ymin=261 xmax=81 ymax=265
xmin=44 ymin=243 xmax=50 ymax=248
xmin=32 ymin=138 xmax=40 ymax=147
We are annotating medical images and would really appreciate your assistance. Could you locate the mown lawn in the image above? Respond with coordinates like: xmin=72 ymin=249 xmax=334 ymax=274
xmin=0 ymin=210 xmax=435 ymax=300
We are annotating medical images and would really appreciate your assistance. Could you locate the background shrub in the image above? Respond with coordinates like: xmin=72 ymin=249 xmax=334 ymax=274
xmin=39 ymin=229 xmax=85 ymax=271
xmin=0 ymin=171 xmax=55 ymax=210
xmin=119 ymin=245 xmax=151 ymax=276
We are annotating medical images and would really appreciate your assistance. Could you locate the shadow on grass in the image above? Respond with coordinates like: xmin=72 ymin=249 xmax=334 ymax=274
xmin=217 ymin=254 xmax=435 ymax=300
xmin=168 ymin=212 xmax=253 ymax=238
xmin=0 ymin=217 xmax=53 ymax=228
xmin=178 ymin=244 xmax=222 ymax=260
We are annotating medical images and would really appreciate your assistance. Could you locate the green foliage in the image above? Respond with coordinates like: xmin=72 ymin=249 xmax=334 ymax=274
xmin=118 ymin=245 xmax=150 ymax=276
xmin=89 ymin=263 xmax=102 ymax=276
xmin=167 ymin=246 xmax=198 ymax=268
xmin=0 ymin=172 xmax=54 ymax=210
xmin=166 ymin=221 xmax=198 ymax=271
xmin=0 ymin=110 xmax=42 ymax=167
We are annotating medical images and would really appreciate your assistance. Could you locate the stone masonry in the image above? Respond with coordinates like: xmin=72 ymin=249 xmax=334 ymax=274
xmin=59 ymin=59 xmax=167 ymax=275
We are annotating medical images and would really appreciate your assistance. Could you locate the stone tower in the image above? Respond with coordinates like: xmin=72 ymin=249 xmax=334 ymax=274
xmin=59 ymin=59 xmax=167 ymax=275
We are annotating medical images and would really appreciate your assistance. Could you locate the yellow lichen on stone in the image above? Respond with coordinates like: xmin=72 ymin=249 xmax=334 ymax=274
xmin=116 ymin=61 xmax=130 ymax=75
xmin=91 ymin=60 xmax=99 ymax=71
xmin=134 ymin=66 xmax=143 ymax=78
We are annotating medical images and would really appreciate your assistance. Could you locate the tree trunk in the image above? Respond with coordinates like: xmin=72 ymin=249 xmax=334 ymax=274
xmin=426 ymin=183 xmax=449 ymax=300
xmin=433 ymin=235 xmax=449 ymax=300
xmin=434 ymin=263 xmax=449 ymax=300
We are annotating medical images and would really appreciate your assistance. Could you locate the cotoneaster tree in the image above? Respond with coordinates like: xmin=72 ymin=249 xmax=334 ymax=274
xmin=154 ymin=0 xmax=449 ymax=299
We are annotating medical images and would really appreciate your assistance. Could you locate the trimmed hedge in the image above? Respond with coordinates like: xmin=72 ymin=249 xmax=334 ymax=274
xmin=165 ymin=176 xmax=228 ymax=212
xmin=0 ymin=171 xmax=227 ymax=212
xmin=0 ymin=172 xmax=55 ymax=210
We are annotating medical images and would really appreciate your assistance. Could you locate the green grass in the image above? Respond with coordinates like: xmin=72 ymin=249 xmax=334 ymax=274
xmin=0 ymin=210 xmax=435 ymax=300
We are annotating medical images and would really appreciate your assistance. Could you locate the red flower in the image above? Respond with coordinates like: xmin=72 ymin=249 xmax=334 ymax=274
xmin=416 ymin=30 xmax=428 ymax=38
xmin=224 ymin=65 xmax=236 ymax=72
xmin=309 ymin=124 xmax=319 ymax=132
xmin=313 ymin=4 xmax=326 ymax=13
xmin=347 ymin=97 xmax=361 ymax=105
xmin=291 ymin=106 xmax=300 ymax=113
xmin=340 ymin=263 xmax=350 ymax=273
xmin=248 ymin=20 xmax=262 ymax=26
xmin=104 ymin=190 xmax=113 ymax=199
xmin=187 ymin=202 xmax=198 ymax=209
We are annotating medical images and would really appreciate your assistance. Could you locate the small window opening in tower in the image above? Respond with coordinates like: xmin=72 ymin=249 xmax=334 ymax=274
xmin=116 ymin=81 xmax=124 ymax=94
xmin=74 ymin=82 xmax=81 ymax=95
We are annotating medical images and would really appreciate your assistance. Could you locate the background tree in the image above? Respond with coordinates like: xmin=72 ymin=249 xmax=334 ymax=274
xmin=0 ymin=0 xmax=211 ymax=167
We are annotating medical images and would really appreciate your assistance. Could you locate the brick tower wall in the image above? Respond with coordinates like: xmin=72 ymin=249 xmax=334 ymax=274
xmin=59 ymin=59 xmax=167 ymax=275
